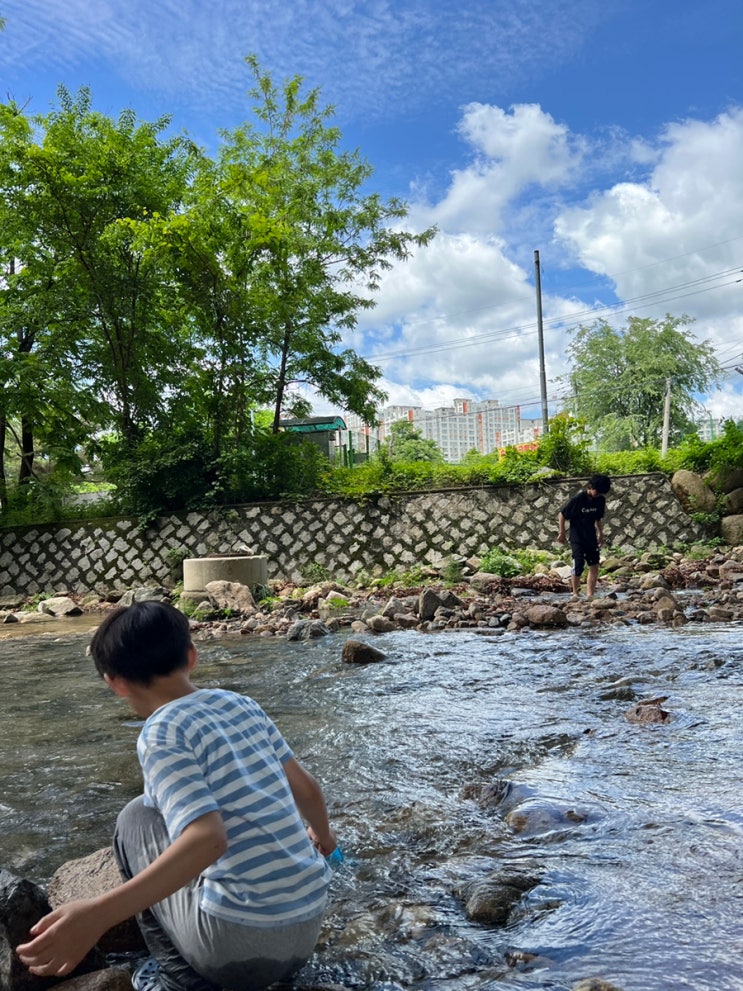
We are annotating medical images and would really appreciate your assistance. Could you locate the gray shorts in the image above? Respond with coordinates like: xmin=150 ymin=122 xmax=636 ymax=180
xmin=113 ymin=797 xmax=325 ymax=991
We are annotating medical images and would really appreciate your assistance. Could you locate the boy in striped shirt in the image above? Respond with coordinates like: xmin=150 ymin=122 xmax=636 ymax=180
xmin=17 ymin=601 xmax=336 ymax=991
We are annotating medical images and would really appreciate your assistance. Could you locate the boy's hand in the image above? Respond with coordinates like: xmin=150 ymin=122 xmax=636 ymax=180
xmin=307 ymin=824 xmax=338 ymax=858
xmin=557 ymin=532 xmax=566 ymax=544
xmin=16 ymin=899 xmax=105 ymax=977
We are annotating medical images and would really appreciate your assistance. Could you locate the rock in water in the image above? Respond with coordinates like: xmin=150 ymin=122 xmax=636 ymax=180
xmin=341 ymin=640 xmax=386 ymax=665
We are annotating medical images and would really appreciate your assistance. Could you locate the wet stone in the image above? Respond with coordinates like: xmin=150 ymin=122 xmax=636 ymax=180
xmin=341 ymin=639 xmax=386 ymax=665
xmin=459 ymin=871 xmax=542 ymax=926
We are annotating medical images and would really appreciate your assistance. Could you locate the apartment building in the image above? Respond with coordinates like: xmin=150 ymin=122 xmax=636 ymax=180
xmin=344 ymin=397 xmax=542 ymax=463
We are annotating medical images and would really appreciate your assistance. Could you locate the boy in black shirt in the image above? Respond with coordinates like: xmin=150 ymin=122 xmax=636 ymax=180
xmin=557 ymin=474 xmax=611 ymax=598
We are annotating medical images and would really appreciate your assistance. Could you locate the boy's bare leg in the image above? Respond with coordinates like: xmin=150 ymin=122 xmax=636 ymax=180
xmin=586 ymin=564 xmax=599 ymax=598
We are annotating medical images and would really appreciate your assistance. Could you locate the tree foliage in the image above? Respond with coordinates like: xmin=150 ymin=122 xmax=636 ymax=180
xmin=386 ymin=419 xmax=445 ymax=463
xmin=535 ymin=412 xmax=592 ymax=475
xmin=0 ymin=58 xmax=433 ymax=518
xmin=564 ymin=314 xmax=721 ymax=450
xmin=0 ymin=88 xmax=195 ymax=516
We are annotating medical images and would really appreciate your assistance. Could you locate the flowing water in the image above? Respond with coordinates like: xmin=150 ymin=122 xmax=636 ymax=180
xmin=0 ymin=625 xmax=741 ymax=991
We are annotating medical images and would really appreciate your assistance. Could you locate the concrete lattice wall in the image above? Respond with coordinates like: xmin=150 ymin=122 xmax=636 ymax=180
xmin=0 ymin=474 xmax=704 ymax=597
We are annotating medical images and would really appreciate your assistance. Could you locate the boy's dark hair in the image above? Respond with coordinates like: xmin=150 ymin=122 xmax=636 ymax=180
xmin=588 ymin=473 xmax=611 ymax=494
xmin=90 ymin=601 xmax=192 ymax=685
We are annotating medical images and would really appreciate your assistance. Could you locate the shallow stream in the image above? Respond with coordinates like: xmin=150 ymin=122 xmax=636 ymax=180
xmin=0 ymin=625 xmax=741 ymax=991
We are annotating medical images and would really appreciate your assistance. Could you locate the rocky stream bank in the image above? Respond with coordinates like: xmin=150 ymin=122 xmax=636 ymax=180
xmin=2 ymin=546 xmax=743 ymax=642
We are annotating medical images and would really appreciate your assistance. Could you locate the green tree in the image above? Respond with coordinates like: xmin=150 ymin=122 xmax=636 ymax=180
xmin=564 ymin=314 xmax=721 ymax=450
xmin=215 ymin=56 xmax=435 ymax=433
xmin=0 ymin=100 xmax=101 ymax=505
xmin=124 ymin=55 xmax=435 ymax=509
xmin=0 ymin=59 xmax=436 ymax=519
xmin=0 ymin=89 xmax=195 ymax=446
xmin=0 ymin=89 xmax=197 ymax=515
xmin=536 ymin=412 xmax=592 ymax=474
xmin=386 ymin=419 xmax=445 ymax=463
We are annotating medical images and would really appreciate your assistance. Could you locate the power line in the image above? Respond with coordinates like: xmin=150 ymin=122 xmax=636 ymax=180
xmin=360 ymin=266 xmax=743 ymax=363
xmin=538 ymin=234 xmax=743 ymax=294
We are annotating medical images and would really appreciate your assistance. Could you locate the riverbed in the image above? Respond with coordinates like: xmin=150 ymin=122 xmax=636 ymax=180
xmin=1 ymin=625 xmax=741 ymax=991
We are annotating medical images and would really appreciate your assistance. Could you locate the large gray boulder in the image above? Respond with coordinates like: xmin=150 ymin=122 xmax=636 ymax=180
xmin=524 ymin=604 xmax=567 ymax=628
xmin=670 ymin=470 xmax=717 ymax=514
xmin=720 ymin=515 xmax=743 ymax=546
xmin=56 ymin=970 xmax=135 ymax=991
xmin=203 ymin=580 xmax=256 ymax=616
xmin=117 ymin=588 xmax=170 ymax=606
xmin=37 ymin=597 xmax=82 ymax=618
xmin=458 ymin=871 xmax=541 ymax=925
xmin=721 ymin=487 xmax=743 ymax=515
xmin=286 ymin=619 xmax=332 ymax=641
xmin=705 ymin=466 xmax=743 ymax=494
xmin=417 ymin=588 xmax=443 ymax=622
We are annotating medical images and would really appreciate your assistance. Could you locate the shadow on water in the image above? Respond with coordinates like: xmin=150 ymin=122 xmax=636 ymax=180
xmin=1 ymin=625 xmax=742 ymax=991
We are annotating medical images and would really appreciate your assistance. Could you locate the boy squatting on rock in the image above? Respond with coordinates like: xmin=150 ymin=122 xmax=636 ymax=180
xmin=17 ymin=601 xmax=338 ymax=991
xmin=557 ymin=474 xmax=612 ymax=598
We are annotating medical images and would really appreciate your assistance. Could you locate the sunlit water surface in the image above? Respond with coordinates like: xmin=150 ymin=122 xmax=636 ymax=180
xmin=1 ymin=626 xmax=741 ymax=991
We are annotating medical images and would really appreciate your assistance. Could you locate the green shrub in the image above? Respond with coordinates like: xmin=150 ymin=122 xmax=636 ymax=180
xmin=299 ymin=561 xmax=331 ymax=584
xmin=372 ymin=565 xmax=427 ymax=588
xmin=704 ymin=420 xmax=743 ymax=479
xmin=536 ymin=413 xmax=593 ymax=475
xmin=594 ymin=447 xmax=665 ymax=476
xmin=480 ymin=547 xmax=522 ymax=577
xmin=219 ymin=432 xmax=332 ymax=503
xmin=487 ymin=447 xmax=540 ymax=485
xmin=441 ymin=558 xmax=464 ymax=584
xmin=512 ymin=547 xmax=561 ymax=572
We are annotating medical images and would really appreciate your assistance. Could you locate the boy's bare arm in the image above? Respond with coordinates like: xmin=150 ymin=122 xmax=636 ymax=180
xmin=557 ymin=511 xmax=567 ymax=543
xmin=16 ymin=811 xmax=227 ymax=979
xmin=283 ymin=756 xmax=337 ymax=856
xmin=596 ymin=520 xmax=604 ymax=546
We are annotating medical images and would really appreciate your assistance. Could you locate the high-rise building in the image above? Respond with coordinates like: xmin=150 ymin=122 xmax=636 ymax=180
xmin=694 ymin=416 xmax=730 ymax=442
xmin=344 ymin=397 xmax=542 ymax=463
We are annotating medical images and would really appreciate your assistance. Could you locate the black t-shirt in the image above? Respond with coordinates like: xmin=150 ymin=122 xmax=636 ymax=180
xmin=560 ymin=490 xmax=605 ymax=537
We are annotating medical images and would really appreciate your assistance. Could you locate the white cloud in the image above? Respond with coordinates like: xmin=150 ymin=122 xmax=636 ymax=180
xmin=353 ymin=103 xmax=743 ymax=422
xmin=457 ymin=103 xmax=578 ymax=185
xmin=354 ymin=229 xmax=565 ymax=411
xmin=555 ymin=108 xmax=743 ymax=316
xmin=702 ymin=378 xmax=743 ymax=421
xmin=422 ymin=103 xmax=581 ymax=236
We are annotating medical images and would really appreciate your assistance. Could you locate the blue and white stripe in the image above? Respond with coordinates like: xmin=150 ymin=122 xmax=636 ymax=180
xmin=137 ymin=689 xmax=330 ymax=927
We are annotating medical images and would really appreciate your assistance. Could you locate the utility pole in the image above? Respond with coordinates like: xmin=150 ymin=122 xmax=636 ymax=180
xmin=534 ymin=250 xmax=549 ymax=436
xmin=661 ymin=377 xmax=672 ymax=456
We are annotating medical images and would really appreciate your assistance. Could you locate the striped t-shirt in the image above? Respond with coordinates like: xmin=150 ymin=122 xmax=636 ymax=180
xmin=137 ymin=688 xmax=330 ymax=927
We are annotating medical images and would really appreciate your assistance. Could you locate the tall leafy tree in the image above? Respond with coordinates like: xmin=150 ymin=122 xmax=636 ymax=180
xmin=36 ymin=89 xmax=197 ymax=443
xmin=135 ymin=148 xmax=269 ymax=467
xmin=0 ymin=100 xmax=97 ymax=501
xmin=0 ymin=90 xmax=195 ymax=453
xmin=129 ymin=55 xmax=436 ymax=507
xmin=564 ymin=314 xmax=721 ymax=450
xmin=214 ymin=56 xmax=435 ymax=434
xmin=1 ymin=59 xmax=436 ymax=517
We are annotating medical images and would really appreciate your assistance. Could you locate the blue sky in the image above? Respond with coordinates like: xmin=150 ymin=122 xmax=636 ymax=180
xmin=2 ymin=0 xmax=742 ymax=423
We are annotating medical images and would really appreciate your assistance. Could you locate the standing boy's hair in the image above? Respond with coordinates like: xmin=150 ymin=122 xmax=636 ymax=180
xmin=588 ymin=473 xmax=611 ymax=494
xmin=90 ymin=601 xmax=192 ymax=685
